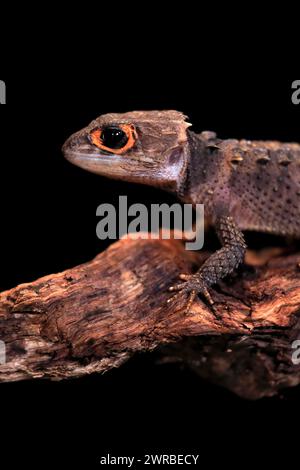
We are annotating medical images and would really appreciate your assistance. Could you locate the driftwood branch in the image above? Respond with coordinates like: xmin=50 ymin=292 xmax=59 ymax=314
xmin=0 ymin=238 xmax=300 ymax=399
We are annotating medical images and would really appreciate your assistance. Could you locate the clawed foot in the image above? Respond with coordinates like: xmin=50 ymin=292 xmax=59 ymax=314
xmin=167 ymin=273 xmax=215 ymax=315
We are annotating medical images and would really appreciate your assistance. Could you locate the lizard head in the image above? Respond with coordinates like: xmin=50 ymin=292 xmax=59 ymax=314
xmin=62 ymin=110 xmax=191 ymax=191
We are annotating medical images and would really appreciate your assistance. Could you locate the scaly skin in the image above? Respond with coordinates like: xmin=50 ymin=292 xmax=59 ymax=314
xmin=63 ymin=111 xmax=300 ymax=313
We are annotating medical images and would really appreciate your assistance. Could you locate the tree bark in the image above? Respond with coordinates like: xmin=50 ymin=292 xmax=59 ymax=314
xmin=0 ymin=238 xmax=299 ymax=399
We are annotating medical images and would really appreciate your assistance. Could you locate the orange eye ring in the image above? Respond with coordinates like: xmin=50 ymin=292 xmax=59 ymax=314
xmin=90 ymin=124 xmax=137 ymax=155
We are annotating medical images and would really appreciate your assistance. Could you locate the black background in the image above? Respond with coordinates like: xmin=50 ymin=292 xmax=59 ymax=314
xmin=0 ymin=66 xmax=299 ymax=467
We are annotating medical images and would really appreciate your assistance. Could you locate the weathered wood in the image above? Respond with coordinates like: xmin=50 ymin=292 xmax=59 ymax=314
xmin=0 ymin=238 xmax=299 ymax=399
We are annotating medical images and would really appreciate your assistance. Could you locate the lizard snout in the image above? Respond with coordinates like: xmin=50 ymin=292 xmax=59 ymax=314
xmin=62 ymin=130 xmax=100 ymax=162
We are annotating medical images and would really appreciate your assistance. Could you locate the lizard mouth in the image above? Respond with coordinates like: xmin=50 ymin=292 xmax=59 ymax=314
xmin=64 ymin=150 xmax=104 ymax=161
xmin=62 ymin=145 xmax=133 ymax=178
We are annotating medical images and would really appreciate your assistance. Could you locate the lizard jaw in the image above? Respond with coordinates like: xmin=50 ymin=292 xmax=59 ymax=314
xmin=63 ymin=149 xmax=134 ymax=179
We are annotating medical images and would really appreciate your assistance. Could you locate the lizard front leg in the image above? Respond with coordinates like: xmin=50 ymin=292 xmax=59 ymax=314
xmin=168 ymin=216 xmax=247 ymax=314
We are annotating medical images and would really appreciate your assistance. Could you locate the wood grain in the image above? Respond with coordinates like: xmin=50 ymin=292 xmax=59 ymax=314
xmin=0 ymin=238 xmax=299 ymax=399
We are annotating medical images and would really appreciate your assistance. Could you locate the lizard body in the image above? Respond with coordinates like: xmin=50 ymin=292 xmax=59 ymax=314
xmin=63 ymin=111 xmax=300 ymax=312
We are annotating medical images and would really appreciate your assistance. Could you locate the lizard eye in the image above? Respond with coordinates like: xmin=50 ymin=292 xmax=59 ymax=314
xmin=89 ymin=124 xmax=137 ymax=155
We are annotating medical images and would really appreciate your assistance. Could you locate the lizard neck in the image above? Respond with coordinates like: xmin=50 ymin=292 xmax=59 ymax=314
xmin=177 ymin=130 xmax=227 ymax=216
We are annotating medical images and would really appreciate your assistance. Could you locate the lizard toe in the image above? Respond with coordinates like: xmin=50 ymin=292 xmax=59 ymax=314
xmin=167 ymin=273 xmax=217 ymax=315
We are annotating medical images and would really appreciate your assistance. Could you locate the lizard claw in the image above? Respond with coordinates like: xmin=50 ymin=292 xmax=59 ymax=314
xmin=167 ymin=273 xmax=215 ymax=315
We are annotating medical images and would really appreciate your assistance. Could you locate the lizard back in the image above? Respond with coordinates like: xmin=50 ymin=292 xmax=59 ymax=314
xmin=187 ymin=132 xmax=300 ymax=238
